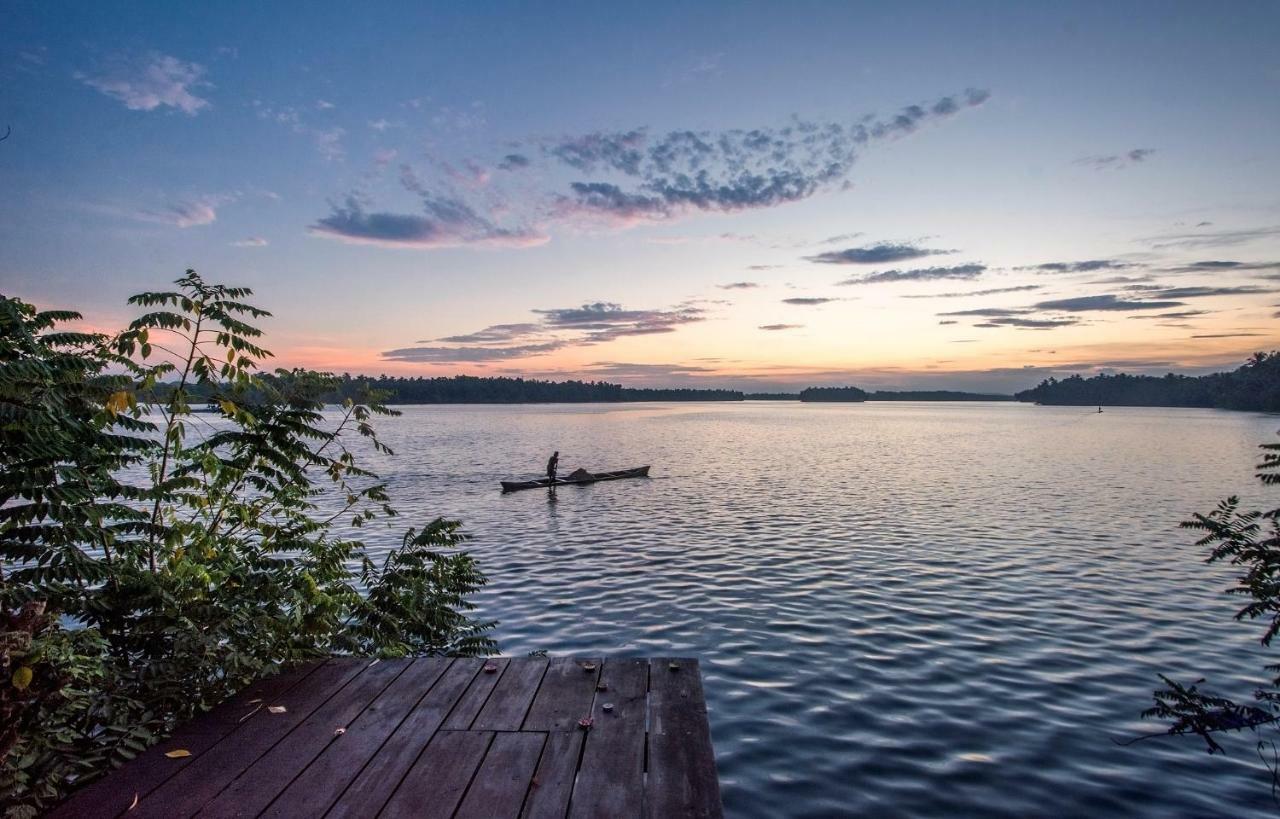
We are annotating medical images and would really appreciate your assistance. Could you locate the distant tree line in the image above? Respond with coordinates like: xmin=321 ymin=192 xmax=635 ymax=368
xmin=1014 ymin=352 xmax=1280 ymax=412
xmin=868 ymin=390 xmax=1013 ymax=402
xmin=798 ymin=387 xmax=870 ymax=402
xmin=326 ymin=374 xmax=745 ymax=403
xmin=796 ymin=387 xmax=1012 ymax=402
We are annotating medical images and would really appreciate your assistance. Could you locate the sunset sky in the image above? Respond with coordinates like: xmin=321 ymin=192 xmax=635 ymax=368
xmin=3 ymin=1 xmax=1278 ymax=392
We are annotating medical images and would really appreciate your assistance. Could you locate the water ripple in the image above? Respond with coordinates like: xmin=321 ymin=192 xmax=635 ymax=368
xmin=359 ymin=402 xmax=1278 ymax=817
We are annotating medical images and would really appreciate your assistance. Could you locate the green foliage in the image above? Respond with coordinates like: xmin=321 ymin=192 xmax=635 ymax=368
xmin=0 ymin=272 xmax=495 ymax=815
xmin=1142 ymin=440 xmax=1280 ymax=792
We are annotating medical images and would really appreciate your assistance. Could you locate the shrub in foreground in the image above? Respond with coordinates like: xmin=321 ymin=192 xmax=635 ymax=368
xmin=0 ymin=272 xmax=494 ymax=816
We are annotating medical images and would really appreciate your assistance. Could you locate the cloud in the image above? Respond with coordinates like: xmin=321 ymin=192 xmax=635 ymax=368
xmin=130 ymin=194 xmax=233 ymax=227
xmin=532 ymin=301 xmax=705 ymax=341
xmin=310 ymin=195 xmax=547 ymax=249
xmin=314 ymin=127 xmax=346 ymax=161
xmin=1020 ymin=260 xmax=1133 ymax=274
xmin=372 ymin=148 xmax=398 ymax=167
xmin=368 ymin=119 xmax=393 ymax=131
xmin=782 ymin=297 xmax=838 ymax=305
xmin=498 ymin=153 xmax=531 ymax=171
xmin=1074 ymin=148 xmax=1155 ymax=170
xmin=78 ymin=53 xmax=210 ymax=114
xmin=974 ymin=317 xmax=1081 ymax=329
xmin=747 ymin=264 xmax=782 ymax=271
xmin=232 ymin=236 xmax=268 ymax=247
xmin=1033 ymin=294 xmax=1185 ymax=312
xmin=1128 ymin=310 xmax=1210 ymax=320
xmin=1144 ymin=285 xmax=1274 ymax=298
xmin=938 ymin=307 xmax=1030 ymax=317
xmin=759 ymin=323 xmax=803 ymax=331
xmin=818 ymin=232 xmax=864 ymax=245
xmin=435 ymin=323 xmax=544 ymax=344
xmin=384 ymin=300 xmax=708 ymax=363
xmin=902 ymin=285 xmax=1042 ymax=299
xmin=718 ymin=281 xmax=760 ymax=290
xmin=382 ymin=341 xmax=567 ymax=363
xmin=554 ymin=182 xmax=668 ymax=225
xmin=808 ymin=243 xmax=956 ymax=265
xmin=1191 ymin=333 xmax=1267 ymax=339
xmin=1162 ymin=260 xmax=1280 ymax=273
xmin=1145 ymin=226 xmax=1280 ymax=250
xmin=549 ymin=89 xmax=989 ymax=222
xmin=838 ymin=264 xmax=985 ymax=285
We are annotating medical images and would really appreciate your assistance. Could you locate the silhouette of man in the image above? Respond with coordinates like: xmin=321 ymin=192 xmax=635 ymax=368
xmin=546 ymin=451 xmax=559 ymax=484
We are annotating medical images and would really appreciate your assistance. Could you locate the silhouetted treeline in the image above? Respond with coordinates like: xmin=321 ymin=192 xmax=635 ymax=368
xmin=798 ymin=387 xmax=1012 ymax=402
xmin=1014 ymin=352 xmax=1280 ymax=411
xmin=744 ymin=392 xmax=801 ymax=400
xmin=869 ymin=390 xmax=1013 ymax=402
xmin=329 ymin=375 xmax=744 ymax=403
xmin=799 ymin=387 xmax=870 ymax=402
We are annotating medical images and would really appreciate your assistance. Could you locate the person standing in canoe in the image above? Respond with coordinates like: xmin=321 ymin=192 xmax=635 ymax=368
xmin=546 ymin=451 xmax=559 ymax=484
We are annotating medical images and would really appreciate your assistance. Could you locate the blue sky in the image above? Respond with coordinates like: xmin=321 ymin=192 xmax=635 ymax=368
xmin=2 ymin=1 xmax=1278 ymax=391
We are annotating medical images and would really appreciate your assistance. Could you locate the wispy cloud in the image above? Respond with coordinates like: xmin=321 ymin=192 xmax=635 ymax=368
xmin=1128 ymin=310 xmax=1210 ymax=320
xmin=902 ymin=284 xmax=1042 ymax=299
xmin=808 ymin=243 xmax=956 ymax=265
xmin=1034 ymin=294 xmax=1185 ymax=312
xmin=782 ymin=297 xmax=838 ymax=306
xmin=498 ymin=153 xmax=531 ymax=171
xmin=310 ymin=195 xmax=547 ymax=249
xmin=1145 ymin=225 xmax=1280 ymax=250
xmin=549 ymin=89 xmax=989 ymax=223
xmin=77 ymin=53 xmax=210 ymax=115
xmin=383 ymin=300 xmax=707 ymax=362
xmin=435 ymin=323 xmax=543 ymax=344
xmin=1019 ymin=260 xmax=1133 ymax=274
xmin=1161 ymin=260 xmax=1280 ymax=273
xmin=130 ymin=194 xmax=234 ymax=227
xmin=837 ymin=264 xmax=985 ymax=285
xmin=1074 ymin=148 xmax=1155 ymax=170
xmin=232 ymin=236 xmax=268 ymax=247
xmin=382 ymin=341 xmax=567 ymax=363
xmin=759 ymin=323 xmax=804 ymax=331
xmin=718 ymin=281 xmax=760 ymax=290
xmin=974 ymin=317 xmax=1081 ymax=329
xmin=1143 ymin=285 xmax=1275 ymax=299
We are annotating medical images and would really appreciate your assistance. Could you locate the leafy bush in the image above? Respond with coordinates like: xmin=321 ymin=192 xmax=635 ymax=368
xmin=1141 ymin=438 xmax=1280 ymax=794
xmin=0 ymin=272 xmax=494 ymax=816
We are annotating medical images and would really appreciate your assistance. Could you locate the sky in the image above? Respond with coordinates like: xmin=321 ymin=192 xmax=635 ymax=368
xmin=2 ymin=0 xmax=1279 ymax=393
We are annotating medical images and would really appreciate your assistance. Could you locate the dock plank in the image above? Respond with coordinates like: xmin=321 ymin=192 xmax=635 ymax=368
xmin=51 ymin=655 xmax=721 ymax=819
xmin=472 ymin=657 xmax=547 ymax=731
xmin=46 ymin=662 xmax=320 ymax=819
xmin=645 ymin=658 xmax=723 ymax=819
xmin=442 ymin=656 xmax=510 ymax=730
xmin=379 ymin=730 xmax=493 ymax=819
xmin=129 ymin=658 xmax=369 ymax=819
xmin=326 ymin=658 xmax=483 ymax=819
xmin=569 ymin=659 xmax=650 ymax=819
xmin=523 ymin=656 xmax=600 ymax=732
xmin=454 ymin=731 xmax=547 ymax=819
xmin=260 ymin=657 xmax=451 ymax=818
xmin=520 ymin=731 xmax=584 ymax=819
xmin=195 ymin=657 xmax=409 ymax=818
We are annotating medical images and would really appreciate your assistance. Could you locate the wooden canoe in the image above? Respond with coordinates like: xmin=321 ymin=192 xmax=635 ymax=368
xmin=500 ymin=465 xmax=650 ymax=492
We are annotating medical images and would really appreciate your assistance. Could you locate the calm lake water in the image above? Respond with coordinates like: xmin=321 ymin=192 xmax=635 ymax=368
xmin=355 ymin=401 xmax=1278 ymax=817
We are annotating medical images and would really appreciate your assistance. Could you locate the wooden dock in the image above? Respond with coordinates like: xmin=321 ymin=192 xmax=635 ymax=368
xmin=49 ymin=656 xmax=722 ymax=818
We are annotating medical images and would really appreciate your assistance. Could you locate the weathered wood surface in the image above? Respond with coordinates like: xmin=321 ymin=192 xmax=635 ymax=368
xmin=50 ymin=656 xmax=722 ymax=818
